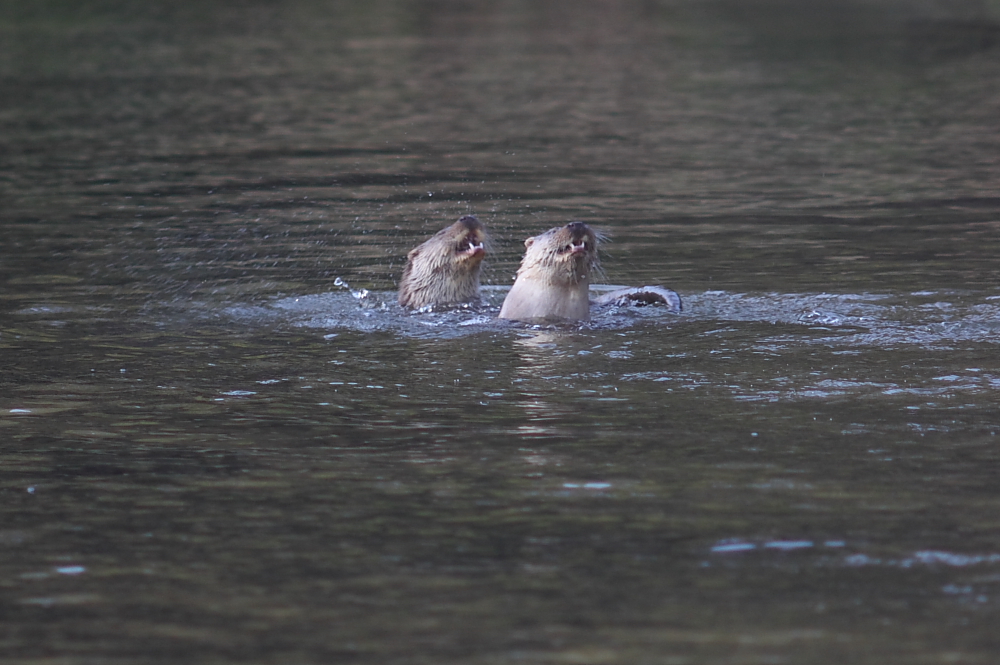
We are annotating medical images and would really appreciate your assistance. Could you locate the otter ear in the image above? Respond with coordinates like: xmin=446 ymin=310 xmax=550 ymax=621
xmin=406 ymin=247 xmax=421 ymax=261
xmin=524 ymin=237 xmax=535 ymax=248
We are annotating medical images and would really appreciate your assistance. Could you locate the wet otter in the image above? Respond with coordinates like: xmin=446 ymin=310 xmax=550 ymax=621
xmin=499 ymin=221 xmax=681 ymax=322
xmin=398 ymin=215 xmax=488 ymax=309
xmin=499 ymin=222 xmax=599 ymax=322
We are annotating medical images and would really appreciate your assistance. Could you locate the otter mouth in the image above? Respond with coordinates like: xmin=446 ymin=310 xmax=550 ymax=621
xmin=457 ymin=236 xmax=486 ymax=259
xmin=559 ymin=235 xmax=593 ymax=257
xmin=558 ymin=222 xmax=596 ymax=257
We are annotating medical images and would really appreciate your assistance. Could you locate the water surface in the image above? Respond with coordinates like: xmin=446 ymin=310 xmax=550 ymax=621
xmin=3 ymin=1 xmax=1000 ymax=663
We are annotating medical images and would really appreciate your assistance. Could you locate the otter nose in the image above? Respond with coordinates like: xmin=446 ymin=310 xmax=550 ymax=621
xmin=566 ymin=221 xmax=588 ymax=234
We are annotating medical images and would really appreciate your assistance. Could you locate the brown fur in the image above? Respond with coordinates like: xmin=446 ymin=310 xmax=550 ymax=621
xmin=593 ymin=285 xmax=682 ymax=312
xmin=499 ymin=222 xmax=602 ymax=322
xmin=398 ymin=215 xmax=487 ymax=309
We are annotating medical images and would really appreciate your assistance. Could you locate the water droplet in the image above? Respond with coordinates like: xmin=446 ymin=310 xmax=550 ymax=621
xmin=56 ymin=566 xmax=86 ymax=575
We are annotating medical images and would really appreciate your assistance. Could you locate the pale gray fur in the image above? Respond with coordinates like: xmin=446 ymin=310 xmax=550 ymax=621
xmin=499 ymin=222 xmax=602 ymax=322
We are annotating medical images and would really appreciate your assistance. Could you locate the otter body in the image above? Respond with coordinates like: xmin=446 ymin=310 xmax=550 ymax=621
xmin=499 ymin=221 xmax=682 ymax=323
xmin=499 ymin=222 xmax=601 ymax=322
xmin=593 ymin=285 xmax=682 ymax=312
xmin=398 ymin=215 xmax=487 ymax=309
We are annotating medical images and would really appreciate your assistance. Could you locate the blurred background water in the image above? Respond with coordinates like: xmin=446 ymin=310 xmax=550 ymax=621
xmin=2 ymin=0 xmax=1000 ymax=662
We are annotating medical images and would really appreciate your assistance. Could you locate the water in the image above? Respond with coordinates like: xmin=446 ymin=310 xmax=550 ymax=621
xmin=3 ymin=0 xmax=1000 ymax=662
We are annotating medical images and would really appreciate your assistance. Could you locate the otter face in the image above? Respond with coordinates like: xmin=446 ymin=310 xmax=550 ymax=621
xmin=554 ymin=221 xmax=597 ymax=278
xmin=523 ymin=221 xmax=601 ymax=286
xmin=450 ymin=215 xmax=487 ymax=267
xmin=398 ymin=215 xmax=488 ymax=309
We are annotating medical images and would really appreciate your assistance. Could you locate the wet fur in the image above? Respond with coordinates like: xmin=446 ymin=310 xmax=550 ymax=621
xmin=593 ymin=285 xmax=682 ymax=312
xmin=499 ymin=222 xmax=603 ymax=322
xmin=398 ymin=215 xmax=488 ymax=309
xmin=500 ymin=221 xmax=683 ymax=322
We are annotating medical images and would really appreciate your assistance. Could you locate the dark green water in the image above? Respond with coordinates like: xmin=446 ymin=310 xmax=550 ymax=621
xmin=3 ymin=1 xmax=1000 ymax=663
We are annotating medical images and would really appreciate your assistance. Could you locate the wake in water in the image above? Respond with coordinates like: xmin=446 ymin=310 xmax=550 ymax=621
xmin=240 ymin=283 xmax=1000 ymax=348
xmin=689 ymin=290 xmax=1000 ymax=349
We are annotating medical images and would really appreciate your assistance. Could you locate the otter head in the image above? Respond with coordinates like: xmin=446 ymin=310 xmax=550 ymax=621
xmin=521 ymin=221 xmax=602 ymax=286
xmin=498 ymin=221 xmax=603 ymax=322
xmin=398 ymin=215 xmax=488 ymax=309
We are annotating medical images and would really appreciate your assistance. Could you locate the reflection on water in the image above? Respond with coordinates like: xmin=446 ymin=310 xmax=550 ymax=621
xmin=3 ymin=0 xmax=1000 ymax=663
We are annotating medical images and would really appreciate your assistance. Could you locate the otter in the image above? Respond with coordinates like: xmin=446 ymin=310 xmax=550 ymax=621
xmin=499 ymin=222 xmax=599 ymax=322
xmin=499 ymin=221 xmax=681 ymax=323
xmin=398 ymin=215 xmax=488 ymax=309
